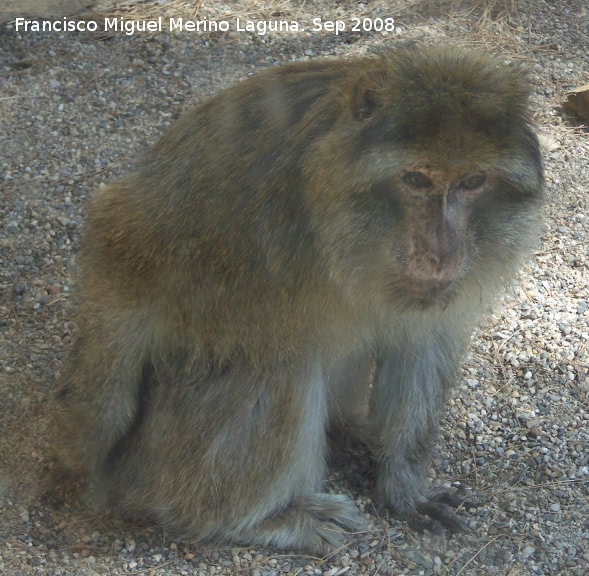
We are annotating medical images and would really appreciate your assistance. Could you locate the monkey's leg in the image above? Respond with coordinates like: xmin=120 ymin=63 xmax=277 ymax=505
xmin=369 ymin=338 xmax=466 ymax=533
xmin=50 ymin=309 xmax=150 ymax=478
xmin=327 ymin=350 xmax=374 ymax=431
xmin=109 ymin=360 xmax=362 ymax=554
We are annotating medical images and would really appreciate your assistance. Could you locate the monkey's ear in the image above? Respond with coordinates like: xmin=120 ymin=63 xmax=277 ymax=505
xmin=350 ymin=74 xmax=385 ymax=122
xmin=353 ymin=86 xmax=380 ymax=121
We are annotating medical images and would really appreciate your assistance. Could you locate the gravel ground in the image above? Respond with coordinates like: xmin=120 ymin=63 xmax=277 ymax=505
xmin=1 ymin=1 xmax=588 ymax=574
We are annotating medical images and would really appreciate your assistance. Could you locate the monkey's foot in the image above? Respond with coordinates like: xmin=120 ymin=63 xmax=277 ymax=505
xmin=389 ymin=491 xmax=474 ymax=535
xmin=235 ymin=493 xmax=363 ymax=555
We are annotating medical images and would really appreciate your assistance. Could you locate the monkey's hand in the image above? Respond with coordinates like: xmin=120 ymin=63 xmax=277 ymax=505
xmin=382 ymin=488 xmax=473 ymax=535
xmin=374 ymin=457 xmax=475 ymax=535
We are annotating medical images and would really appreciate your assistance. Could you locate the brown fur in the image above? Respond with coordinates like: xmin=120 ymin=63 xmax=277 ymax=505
xmin=50 ymin=44 xmax=543 ymax=553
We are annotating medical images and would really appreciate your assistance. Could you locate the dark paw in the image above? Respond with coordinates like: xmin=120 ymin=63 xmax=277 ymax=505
xmin=393 ymin=491 xmax=478 ymax=535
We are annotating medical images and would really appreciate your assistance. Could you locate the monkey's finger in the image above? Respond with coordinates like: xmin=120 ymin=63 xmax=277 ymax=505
xmin=430 ymin=491 xmax=481 ymax=510
xmin=403 ymin=509 xmax=445 ymax=535
xmin=416 ymin=501 xmax=469 ymax=534
xmin=316 ymin=523 xmax=352 ymax=550
xmin=306 ymin=493 xmax=365 ymax=532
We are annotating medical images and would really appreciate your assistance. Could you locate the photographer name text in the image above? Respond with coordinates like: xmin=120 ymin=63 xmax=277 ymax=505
xmin=14 ymin=16 xmax=395 ymax=36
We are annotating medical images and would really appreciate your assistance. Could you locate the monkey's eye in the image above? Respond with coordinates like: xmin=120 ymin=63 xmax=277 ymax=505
xmin=460 ymin=175 xmax=486 ymax=190
xmin=403 ymin=172 xmax=432 ymax=189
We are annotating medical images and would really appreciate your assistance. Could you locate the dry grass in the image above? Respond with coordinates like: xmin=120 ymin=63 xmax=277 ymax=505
xmin=87 ymin=0 xmax=553 ymax=56
xmin=90 ymin=0 xmax=300 ymax=22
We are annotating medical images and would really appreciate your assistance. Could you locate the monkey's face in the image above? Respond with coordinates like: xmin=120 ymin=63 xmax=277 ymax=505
xmin=388 ymin=164 xmax=487 ymax=302
xmin=307 ymin=124 xmax=543 ymax=312
xmin=344 ymin=163 xmax=495 ymax=308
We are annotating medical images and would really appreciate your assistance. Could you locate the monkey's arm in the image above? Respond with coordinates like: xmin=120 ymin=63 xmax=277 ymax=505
xmin=369 ymin=329 xmax=467 ymax=533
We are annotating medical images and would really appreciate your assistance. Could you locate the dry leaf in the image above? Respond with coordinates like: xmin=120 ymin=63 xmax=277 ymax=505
xmin=566 ymin=83 xmax=589 ymax=121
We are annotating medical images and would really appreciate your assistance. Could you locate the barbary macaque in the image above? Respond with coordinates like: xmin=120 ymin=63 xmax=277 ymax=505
xmin=50 ymin=44 xmax=544 ymax=553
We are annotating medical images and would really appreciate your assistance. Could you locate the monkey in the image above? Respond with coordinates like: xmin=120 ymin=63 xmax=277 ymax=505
xmin=49 ymin=44 xmax=544 ymax=554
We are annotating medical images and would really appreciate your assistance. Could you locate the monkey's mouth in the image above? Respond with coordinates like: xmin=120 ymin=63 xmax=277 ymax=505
xmin=400 ymin=277 xmax=457 ymax=308
xmin=399 ymin=252 xmax=464 ymax=305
